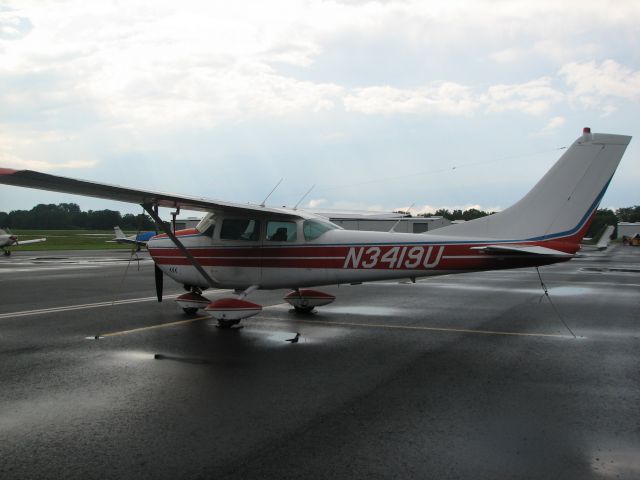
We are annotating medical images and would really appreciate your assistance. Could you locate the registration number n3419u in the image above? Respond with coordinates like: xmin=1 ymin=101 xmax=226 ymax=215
xmin=343 ymin=245 xmax=444 ymax=269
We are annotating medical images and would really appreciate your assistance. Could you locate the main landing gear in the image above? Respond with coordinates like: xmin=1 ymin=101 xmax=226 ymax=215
xmin=283 ymin=289 xmax=336 ymax=313
xmin=2 ymin=249 xmax=10 ymax=256
xmin=174 ymin=286 xmax=336 ymax=328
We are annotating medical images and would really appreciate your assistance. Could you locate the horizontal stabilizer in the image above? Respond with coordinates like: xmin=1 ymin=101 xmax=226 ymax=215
xmin=470 ymin=244 xmax=574 ymax=258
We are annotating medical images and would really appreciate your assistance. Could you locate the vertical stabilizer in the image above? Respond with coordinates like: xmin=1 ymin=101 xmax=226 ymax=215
xmin=114 ymin=226 xmax=126 ymax=239
xmin=429 ymin=129 xmax=631 ymax=244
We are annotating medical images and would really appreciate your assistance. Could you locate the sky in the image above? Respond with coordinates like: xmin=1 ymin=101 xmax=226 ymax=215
xmin=1 ymin=0 xmax=639 ymax=220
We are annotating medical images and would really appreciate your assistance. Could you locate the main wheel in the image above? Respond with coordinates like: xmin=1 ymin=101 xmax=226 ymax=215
xmin=182 ymin=307 xmax=199 ymax=315
xmin=293 ymin=305 xmax=315 ymax=313
xmin=217 ymin=319 xmax=241 ymax=329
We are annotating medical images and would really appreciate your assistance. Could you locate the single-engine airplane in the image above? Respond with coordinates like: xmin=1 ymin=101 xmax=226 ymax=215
xmin=107 ymin=226 xmax=155 ymax=251
xmin=0 ymin=229 xmax=46 ymax=256
xmin=0 ymin=128 xmax=631 ymax=327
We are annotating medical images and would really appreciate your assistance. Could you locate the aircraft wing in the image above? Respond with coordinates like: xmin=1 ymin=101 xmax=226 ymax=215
xmin=16 ymin=238 xmax=47 ymax=245
xmin=596 ymin=225 xmax=614 ymax=250
xmin=470 ymin=244 xmax=574 ymax=258
xmin=0 ymin=168 xmax=299 ymax=218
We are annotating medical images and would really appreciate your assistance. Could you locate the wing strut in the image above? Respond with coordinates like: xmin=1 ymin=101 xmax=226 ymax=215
xmin=142 ymin=203 xmax=220 ymax=290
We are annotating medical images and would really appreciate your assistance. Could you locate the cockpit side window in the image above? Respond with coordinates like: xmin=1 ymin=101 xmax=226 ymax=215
xmin=266 ymin=221 xmax=297 ymax=242
xmin=303 ymin=219 xmax=339 ymax=241
xmin=220 ymin=218 xmax=261 ymax=241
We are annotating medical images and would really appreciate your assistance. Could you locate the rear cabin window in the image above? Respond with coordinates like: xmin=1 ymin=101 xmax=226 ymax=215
xmin=266 ymin=221 xmax=297 ymax=242
xmin=303 ymin=219 xmax=337 ymax=241
xmin=220 ymin=219 xmax=260 ymax=241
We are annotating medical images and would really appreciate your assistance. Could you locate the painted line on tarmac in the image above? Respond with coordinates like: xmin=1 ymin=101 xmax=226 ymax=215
xmin=98 ymin=309 xmax=571 ymax=339
xmin=1 ymin=289 xmax=237 ymax=321
xmin=99 ymin=302 xmax=289 ymax=337
xmin=0 ymin=294 xmax=181 ymax=320
xmin=257 ymin=316 xmax=572 ymax=338
xmin=100 ymin=316 xmax=212 ymax=337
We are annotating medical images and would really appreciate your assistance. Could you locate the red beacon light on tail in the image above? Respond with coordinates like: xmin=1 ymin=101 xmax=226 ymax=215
xmin=583 ymin=127 xmax=591 ymax=134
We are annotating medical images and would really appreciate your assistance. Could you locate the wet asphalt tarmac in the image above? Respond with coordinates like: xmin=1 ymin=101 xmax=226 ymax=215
xmin=0 ymin=246 xmax=639 ymax=479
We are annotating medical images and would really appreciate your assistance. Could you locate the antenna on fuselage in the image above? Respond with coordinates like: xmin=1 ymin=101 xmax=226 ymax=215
xmin=389 ymin=203 xmax=414 ymax=232
xmin=294 ymin=184 xmax=315 ymax=210
xmin=260 ymin=178 xmax=283 ymax=207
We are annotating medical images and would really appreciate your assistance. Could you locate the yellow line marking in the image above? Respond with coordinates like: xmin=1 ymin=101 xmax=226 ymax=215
xmin=99 ymin=311 xmax=570 ymax=339
xmin=255 ymin=316 xmax=571 ymax=338
xmin=101 ymin=315 xmax=211 ymax=337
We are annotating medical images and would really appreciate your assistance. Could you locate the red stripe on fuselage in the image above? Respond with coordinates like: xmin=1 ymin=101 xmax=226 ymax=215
xmin=149 ymin=239 xmax=572 ymax=271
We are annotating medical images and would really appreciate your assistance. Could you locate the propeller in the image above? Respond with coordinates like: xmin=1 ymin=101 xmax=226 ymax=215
xmin=150 ymin=209 xmax=163 ymax=303
xmin=154 ymin=263 xmax=164 ymax=302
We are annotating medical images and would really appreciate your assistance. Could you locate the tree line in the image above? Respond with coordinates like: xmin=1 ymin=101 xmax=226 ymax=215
xmin=2 ymin=203 xmax=639 ymax=236
xmin=0 ymin=203 xmax=156 ymax=230
xmin=396 ymin=206 xmax=640 ymax=238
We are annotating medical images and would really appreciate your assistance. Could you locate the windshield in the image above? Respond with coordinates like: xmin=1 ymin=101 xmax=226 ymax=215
xmin=303 ymin=218 xmax=340 ymax=241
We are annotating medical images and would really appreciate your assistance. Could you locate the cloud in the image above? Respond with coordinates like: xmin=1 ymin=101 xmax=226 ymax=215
xmin=86 ymin=62 xmax=344 ymax=128
xmin=0 ymin=11 xmax=33 ymax=40
xmin=2 ymin=1 xmax=638 ymax=131
xmin=559 ymin=59 xmax=640 ymax=110
xmin=343 ymin=78 xmax=566 ymax=116
xmin=481 ymin=77 xmax=564 ymax=115
xmin=0 ymin=153 xmax=97 ymax=171
xmin=489 ymin=48 xmax=525 ymax=64
xmin=307 ymin=198 xmax=327 ymax=208
xmin=344 ymin=82 xmax=480 ymax=115
xmin=530 ymin=116 xmax=566 ymax=137
xmin=402 ymin=204 xmax=503 ymax=216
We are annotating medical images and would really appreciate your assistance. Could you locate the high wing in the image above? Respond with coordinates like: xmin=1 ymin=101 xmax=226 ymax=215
xmin=595 ymin=225 xmax=615 ymax=250
xmin=469 ymin=244 xmax=574 ymax=258
xmin=15 ymin=237 xmax=47 ymax=246
xmin=0 ymin=168 xmax=301 ymax=218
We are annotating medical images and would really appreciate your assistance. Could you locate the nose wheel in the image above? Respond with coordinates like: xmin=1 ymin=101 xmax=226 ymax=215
xmin=175 ymin=290 xmax=211 ymax=315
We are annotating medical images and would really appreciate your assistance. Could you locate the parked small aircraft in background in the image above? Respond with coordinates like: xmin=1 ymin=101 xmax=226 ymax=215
xmin=0 ymin=128 xmax=631 ymax=327
xmin=581 ymin=225 xmax=615 ymax=251
xmin=0 ymin=229 xmax=46 ymax=256
xmin=107 ymin=226 xmax=155 ymax=251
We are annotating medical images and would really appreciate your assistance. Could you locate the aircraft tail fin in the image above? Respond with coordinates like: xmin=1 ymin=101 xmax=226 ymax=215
xmin=114 ymin=226 xmax=125 ymax=239
xmin=430 ymin=129 xmax=631 ymax=250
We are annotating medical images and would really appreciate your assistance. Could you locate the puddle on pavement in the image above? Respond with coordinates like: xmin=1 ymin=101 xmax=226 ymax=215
xmin=545 ymin=286 xmax=593 ymax=296
xmin=112 ymin=351 xmax=156 ymax=361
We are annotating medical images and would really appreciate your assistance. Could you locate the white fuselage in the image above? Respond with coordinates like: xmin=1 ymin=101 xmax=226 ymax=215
xmin=147 ymin=216 xmax=579 ymax=291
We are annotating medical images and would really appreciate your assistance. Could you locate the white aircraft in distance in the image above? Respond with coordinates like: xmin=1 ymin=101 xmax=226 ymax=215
xmin=0 ymin=229 xmax=46 ymax=256
xmin=581 ymin=224 xmax=615 ymax=251
xmin=0 ymin=128 xmax=631 ymax=327
xmin=107 ymin=226 xmax=155 ymax=251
